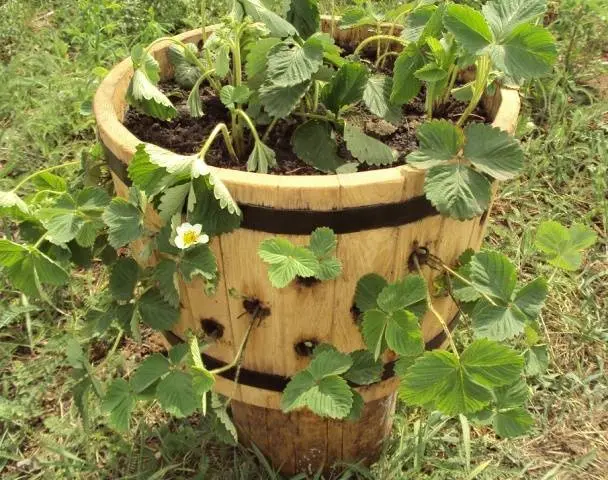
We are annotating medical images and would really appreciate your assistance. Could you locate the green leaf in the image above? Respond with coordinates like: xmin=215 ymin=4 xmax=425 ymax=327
xmin=321 ymin=62 xmax=368 ymax=115
xmin=38 ymin=195 xmax=84 ymax=245
xmin=361 ymin=309 xmax=389 ymax=360
xmin=137 ymin=288 xmax=179 ymax=330
xmin=159 ymin=183 xmax=190 ymax=222
xmin=154 ymin=259 xmax=180 ymax=308
xmin=130 ymin=353 xmax=170 ymax=393
xmin=363 ymin=75 xmax=401 ymax=124
xmin=345 ymin=390 xmax=364 ymax=422
xmin=266 ymin=38 xmax=323 ymax=87
xmin=534 ymin=221 xmax=597 ymax=271
xmin=126 ymin=69 xmax=177 ymax=121
xmin=390 ymin=44 xmax=425 ymax=105
xmin=281 ymin=370 xmax=316 ymax=411
xmin=131 ymin=45 xmax=160 ymax=82
xmin=488 ymin=24 xmax=557 ymax=79
xmin=215 ymin=45 xmax=230 ymax=79
xmin=377 ymin=275 xmax=427 ymax=314
xmin=384 ymin=310 xmax=424 ymax=357
xmin=470 ymin=251 xmax=517 ymax=302
xmin=156 ymin=371 xmax=199 ymax=418
xmin=259 ymin=79 xmax=310 ymax=118
xmin=103 ymin=379 xmax=135 ymax=432
xmin=180 ymin=244 xmax=218 ymax=282
xmin=514 ymin=277 xmax=548 ymax=319
xmin=524 ymin=345 xmax=549 ymax=376
xmin=407 ymin=120 xmax=464 ymax=168
xmin=287 ymin=0 xmax=320 ymax=39
xmin=187 ymin=79 xmax=204 ymax=118
xmin=493 ymin=407 xmax=534 ymax=438
xmin=0 ymin=190 xmax=29 ymax=215
xmin=340 ymin=6 xmax=376 ymax=28
xmin=494 ymin=378 xmax=529 ymax=409
xmin=220 ymin=85 xmax=251 ymax=109
xmin=31 ymin=172 xmax=67 ymax=192
xmin=414 ymin=63 xmax=448 ymax=82
xmin=344 ymin=123 xmax=397 ymax=167
xmin=0 ymin=240 xmax=68 ymax=297
xmin=245 ymin=37 xmax=281 ymax=89
xmin=188 ymin=176 xmax=242 ymax=237
xmin=292 ymin=120 xmax=346 ymax=173
xmin=102 ymin=198 xmax=144 ymax=249
xmin=309 ymin=349 xmax=353 ymax=379
xmin=344 ymin=350 xmax=383 ymax=385
xmin=424 ymin=164 xmax=492 ymax=220
xmin=463 ymin=123 xmax=524 ymax=180
xmin=355 ymin=274 xmax=387 ymax=313
xmin=444 ymin=4 xmax=493 ymax=54
xmin=128 ymin=144 xmax=172 ymax=196
xmin=309 ymin=227 xmax=337 ymax=258
xmin=247 ymin=141 xmax=277 ymax=174
xmin=168 ymin=43 xmax=201 ymax=89
xmin=400 ymin=340 xmax=522 ymax=415
xmin=316 ymin=257 xmax=342 ymax=281
xmin=236 ymin=0 xmax=297 ymax=38
xmin=109 ymin=257 xmax=139 ymax=301
xmin=258 ymin=238 xmax=320 ymax=288
xmin=402 ymin=6 xmax=436 ymax=43
xmin=482 ymin=0 xmax=547 ymax=40
xmin=300 ymin=376 xmax=353 ymax=419
xmin=169 ymin=343 xmax=189 ymax=364
xmin=140 ymin=143 xmax=201 ymax=177
xmin=472 ymin=300 xmax=527 ymax=341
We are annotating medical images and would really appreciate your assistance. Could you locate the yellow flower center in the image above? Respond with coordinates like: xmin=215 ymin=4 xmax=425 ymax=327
xmin=183 ymin=230 xmax=199 ymax=246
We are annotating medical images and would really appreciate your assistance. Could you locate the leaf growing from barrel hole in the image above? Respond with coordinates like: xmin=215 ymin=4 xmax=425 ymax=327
xmin=469 ymin=251 xmax=517 ymax=303
xmin=355 ymin=273 xmax=388 ymax=312
xmin=344 ymin=350 xmax=383 ymax=385
xmin=407 ymin=120 xmax=464 ymax=169
xmin=247 ymin=140 xmax=277 ymax=174
xmin=362 ymin=309 xmax=423 ymax=360
xmin=463 ymin=123 xmax=524 ymax=180
xmin=321 ymin=62 xmax=368 ymax=115
xmin=534 ymin=221 xmax=597 ymax=271
xmin=156 ymin=371 xmax=199 ymax=418
xmin=292 ymin=120 xmax=346 ymax=172
xmin=258 ymin=238 xmax=320 ymax=288
xmin=400 ymin=339 xmax=523 ymax=415
xmin=424 ymin=164 xmax=492 ymax=220
xmin=345 ymin=390 xmax=364 ymax=422
xmin=130 ymin=353 xmax=170 ymax=393
xmin=344 ymin=123 xmax=397 ymax=167
xmin=309 ymin=227 xmax=337 ymax=258
xmin=376 ymin=275 xmax=427 ymax=315
xmin=109 ymin=257 xmax=139 ymax=301
xmin=103 ymin=378 xmax=135 ymax=433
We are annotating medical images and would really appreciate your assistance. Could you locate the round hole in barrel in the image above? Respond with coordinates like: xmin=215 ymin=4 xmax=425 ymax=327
xmin=295 ymin=276 xmax=321 ymax=287
xmin=350 ymin=303 xmax=362 ymax=324
xmin=242 ymin=297 xmax=271 ymax=320
xmin=294 ymin=339 xmax=319 ymax=357
xmin=201 ymin=318 xmax=224 ymax=340
xmin=408 ymin=245 xmax=430 ymax=271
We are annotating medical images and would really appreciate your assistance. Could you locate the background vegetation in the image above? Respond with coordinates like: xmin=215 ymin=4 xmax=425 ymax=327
xmin=1 ymin=0 xmax=606 ymax=478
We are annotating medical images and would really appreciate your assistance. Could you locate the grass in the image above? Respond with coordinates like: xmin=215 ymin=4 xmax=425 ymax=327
xmin=1 ymin=0 xmax=607 ymax=478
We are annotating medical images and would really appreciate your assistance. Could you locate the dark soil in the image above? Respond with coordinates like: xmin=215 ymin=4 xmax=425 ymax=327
xmin=123 ymin=60 xmax=490 ymax=176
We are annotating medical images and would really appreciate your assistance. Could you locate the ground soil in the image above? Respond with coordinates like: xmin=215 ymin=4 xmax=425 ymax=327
xmin=124 ymin=63 xmax=490 ymax=176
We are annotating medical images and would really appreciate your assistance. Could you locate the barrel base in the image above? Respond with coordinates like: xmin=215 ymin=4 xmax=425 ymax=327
xmin=231 ymin=393 xmax=397 ymax=477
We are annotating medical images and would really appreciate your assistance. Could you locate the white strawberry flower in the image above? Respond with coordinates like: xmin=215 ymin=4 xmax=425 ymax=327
xmin=174 ymin=222 xmax=209 ymax=250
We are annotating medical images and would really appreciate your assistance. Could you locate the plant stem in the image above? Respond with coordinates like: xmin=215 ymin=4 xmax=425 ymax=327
xmin=413 ymin=255 xmax=459 ymax=358
xmin=234 ymin=109 xmax=262 ymax=142
xmin=33 ymin=233 xmax=47 ymax=249
xmin=457 ymin=55 xmax=491 ymax=127
xmin=262 ymin=118 xmax=279 ymax=142
xmin=21 ymin=294 xmax=34 ymax=353
xmin=12 ymin=161 xmax=80 ymax=192
xmin=211 ymin=309 xmax=258 ymax=375
xmin=198 ymin=123 xmax=239 ymax=163
xmin=375 ymin=50 xmax=399 ymax=68
xmin=442 ymin=63 xmax=459 ymax=105
xmin=292 ymin=111 xmax=340 ymax=125
xmin=353 ymin=35 xmax=407 ymax=57
xmin=200 ymin=0 xmax=207 ymax=44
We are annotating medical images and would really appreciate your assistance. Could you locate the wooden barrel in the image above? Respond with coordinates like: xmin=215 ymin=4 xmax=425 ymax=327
xmin=94 ymin=20 xmax=520 ymax=476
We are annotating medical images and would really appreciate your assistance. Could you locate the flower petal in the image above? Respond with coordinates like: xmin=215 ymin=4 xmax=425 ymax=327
xmin=192 ymin=224 xmax=203 ymax=235
xmin=198 ymin=234 xmax=210 ymax=245
xmin=175 ymin=235 xmax=186 ymax=249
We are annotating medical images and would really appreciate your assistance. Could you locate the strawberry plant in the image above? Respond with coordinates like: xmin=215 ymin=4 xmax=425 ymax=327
xmin=0 ymin=0 xmax=585 ymax=454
